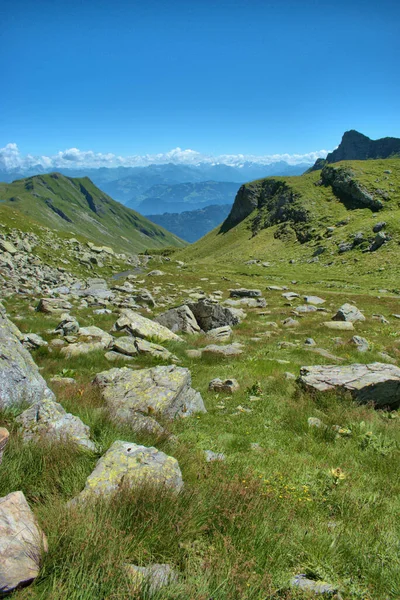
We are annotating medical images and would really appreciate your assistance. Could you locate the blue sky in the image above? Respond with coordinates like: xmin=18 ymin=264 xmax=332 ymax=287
xmin=1 ymin=0 xmax=399 ymax=166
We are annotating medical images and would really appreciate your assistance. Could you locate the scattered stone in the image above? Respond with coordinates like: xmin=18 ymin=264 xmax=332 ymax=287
xmin=22 ymin=333 xmax=48 ymax=350
xmin=147 ymin=270 xmax=164 ymax=277
xmin=110 ymin=336 xmax=175 ymax=361
xmin=291 ymin=574 xmax=338 ymax=596
xmin=369 ymin=231 xmax=388 ymax=252
xmin=208 ymin=378 xmax=240 ymax=393
xmin=154 ymin=305 xmax=200 ymax=334
xmin=372 ymin=221 xmax=386 ymax=233
xmin=308 ymin=417 xmax=324 ymax=428
xmin=124 ymin=563 xmax=178 ymax=595
xmin=282 ymin=292 xmax=300 ymax=300
xmin=298 ymin=362 xmax=400 ymax=409
xmin=305 ymin=338 xmax=316 ymax=346
xmin=350 ymin=336 xmax=369 ymax=352
xmin=50 ymin=376 xmax=76 ymax=384
xmin=294 ymin=305 xmax=318 ymax=313
xmin=305 ymin=296 xmax=326 ymax=306
xmin=55 ymin=316 xmax=79 ymax=335
xmin=229 ymin=288 xmax=262 ymax=298
xmin=307 ymin=348 xmax=345 ymax=362
xmin=186 ymin=349 xmax=202 ymax=359
xmin=114 ymin=309 xmax=183 ymax=343
xmin=204 ymin=450 xmax=226 ymax=462
xmin=284 ymin=372 xmax=296 ymax=380
xmin=282 ymin=317 xmax=299 ymax=328
xmin=332 ymin=303 xmax=365 ymax=323
xmin=0 ymin=239 xmax=17 ymax=254
xmin=36 ymin=298 xmax=72 ymax=314
xmin=73 ymin=441 xmax=183 ymax=502
xmin=16 ymin=398 xmax=96 ymax=451
xmin=378 ymin=351 xmax=397 ymax=364
xmin=224 ymin=297 xmax=267 ymax=308
xmin=187 ymin=298 xmax=241 ymax=332
xmin=0 ymin=491 xmax=48 ymax=594
xmin=0 ymin=428 xmax=9 ymax=464
xmin=202 ymin=343 xmax=244 ymax=358
xmin=94 ymin=365 xmax=205 ymax=432
xmin=206 ymin=325 xmax=233 ymax=341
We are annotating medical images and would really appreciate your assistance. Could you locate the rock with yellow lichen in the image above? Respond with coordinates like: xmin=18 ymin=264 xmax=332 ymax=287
xmin=73 ymin=441 xmax=183 ymax=502
xmin=93 ymin=365 xmax=205 ymax=433
xmin=113 ymin=309 xmax=183 ymax=343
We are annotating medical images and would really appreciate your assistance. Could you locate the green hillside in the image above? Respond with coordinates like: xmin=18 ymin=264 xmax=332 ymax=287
xmin=180 ymin=158 xmax=400 ymax=288
xmin=0 ymin=173 xmax=186 ymax=253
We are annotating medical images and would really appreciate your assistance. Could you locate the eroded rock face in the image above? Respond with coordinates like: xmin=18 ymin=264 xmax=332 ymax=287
xmin=187 ymin=298 xmax=240 ymax=332
xmin=73 ymin=441 xmax=183 ymax=502
xmin=154 ymin=305 xmax=200 ymax=334
xmin=114 ymin=309 xmax=183 ymax=343
xmin=16 ymin=399 xmax=96 ymax=451
xmin=94 ymin=365 xmax=205 ymax=432
xmin=0 ymin=306 xmax=55 ymax=409
xmin=298 ymin=362 xmax=400 ymax=409
xmin=0 ymin=491 xmax=48 ymax=594
xmin=321 ymin=164 xmax=383 ymax=211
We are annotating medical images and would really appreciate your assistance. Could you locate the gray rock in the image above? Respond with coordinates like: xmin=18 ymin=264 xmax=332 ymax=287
xmin=36 ymin=298 xmax=72 ymax=313
xmin=0 ymin=491 xmax=48 ymax=594
xmin=73 ymin=441 xmax=183 ymax=502
xmin=369 ymin=231 xmax=388 ymax=252
xmin=206 ymin=325 xmax=233 ymax=341
xmin=187 ymin=298 xmax=240 ymax=332
xmin=154 ymin=305 xmax=200 ymax=334
xmin=224 ymin=297 xmax=267 ymax=308
xmin=373 ymin=221 xmax=386 ymax=233
xmin=94 ymin=365 xmax=205 ymax=431
xmin=147 ymin=270 xmax=164 ymax=277
xmin=304 ymin=295 xmax=326 ymax=305
xmin=114 ymin=309 xmax=183 ymax=343
xmin=306 ymin=348 xmax=344 ymax=362
xmin=22 ymin=333 xmax=48 ymax=350
xmin=350 ymin=336 xmax=369 ymax=352
xmin=0 ymin=308 xmax=55 ymax=409
xmin=308 ymin=417 xmax=324 ymax=428
xmin=282 ymin=317 xmax=299 ymax=328
xmin=0 ymin=240 xmax=18 ymax=255
xmin=305 ymin=338 xmax=316 ymax=345
xmin=202 ymin=343 xmax=244 ymax=357
xmin=0 ymin=428 xmax=9 ymax=465
xmin=332 ymin=303 xmax=365 ymax=322
xmin=291 ymin=574 xmax=338 ymax=595
xmin=124 ymin=563 xmax=178 ymax=595
xmin=204 ymin=450 xmax=226 ymax=462
xmin=208 ymin=378 xmax=240 ymax=393
xmin=55 ymin=316 xmax=79 ymax=335
xmin=229 ymin=288 xmax=262 ymax=298
xmin=298 ymin=362 xmax=400 ymax=409
xmin=323 ymin=321 xmax=354 ymax=331
xmin=294 ymin=305 xmax=318 ymax=313
xmin=16 ymin=398 xmax=96 ymax=451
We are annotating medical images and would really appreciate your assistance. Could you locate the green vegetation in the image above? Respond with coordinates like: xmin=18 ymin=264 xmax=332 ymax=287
xmin=0 ymin=172 xmax=186 ymax=254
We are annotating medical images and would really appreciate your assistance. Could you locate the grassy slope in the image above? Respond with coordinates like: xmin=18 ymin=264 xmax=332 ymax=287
xmin=0 ymin=172 xmax=186 ymax=254
xmin=180 ymin=159 xmax=400 ymax=290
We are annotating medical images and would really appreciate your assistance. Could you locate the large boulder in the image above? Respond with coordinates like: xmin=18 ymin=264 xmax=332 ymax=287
xmin=16 ymin=398 xmax=96 ymax=451
xmin=114 ymin=309 xmax=182 ymax=343
xmin=332 ymin=303 xmax=365 ymax=323
xmin=0 ymin=306 xmax=55 ymax=409
xmin=94 ymin=365 xmax=205 ymax=432
xmin=36 ymin=298 xmax=72 ymax=314
xmin=187 ymin=298 xmax=240 ymax=332
xmin=0 ymin=491 xmax=48 ymax=594
xmin=73 ymin=441 xmax=183 ymax=502
xmin=298 ymin=362 xmax=400 ymax=409
xmin=154 ymin=305 xmax=200 ymax=334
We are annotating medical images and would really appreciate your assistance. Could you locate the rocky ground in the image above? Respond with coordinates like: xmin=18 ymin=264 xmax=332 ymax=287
xmin=1 ymin=227 xmax=400 ymax=599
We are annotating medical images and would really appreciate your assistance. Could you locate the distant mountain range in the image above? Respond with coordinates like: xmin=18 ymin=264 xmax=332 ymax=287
xmin=146 ymin=204 xmax=232 ymax=242
xmin=309 ymin=130 xmax=400 ymax=171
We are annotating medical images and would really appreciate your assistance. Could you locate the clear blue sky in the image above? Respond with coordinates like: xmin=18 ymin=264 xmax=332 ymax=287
xmin=1 ymin=0 xmax=399 ymax=158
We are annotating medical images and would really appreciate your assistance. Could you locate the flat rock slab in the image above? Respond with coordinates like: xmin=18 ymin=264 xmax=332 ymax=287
xmin=206 ymin=325 xmax=233 ymax=342
xmin=298 ymin=362 xmax=400 ymax=409
xmin=202 ymin=343 xmax=244 ymax=358
xmin=0 ymin=491 xmax=48 ymax=594
xmin=111 ymin=336 xmax=175 ymax=361
xmin=323 ymin=321 xmax=354 ymax=331
xmin=229 ymin=288 xmax=262 ymax=298
xmin=16 ymin=398 xmax=95 ymax=451
xmin=304 ymin=295 xmax=326 ymax=305
xmin=94 ymin=365 xmax=205 ymax=431
xmin=114 ymin=309 xmax=182 ymax=343
xmin=0 ymin=427 xmax=9 ymax=464
xmin=74 ymin=441 xmax=183 ymax=502
xmin=0 ymin=307 xmax=55 ymax=409
xmin=224 ymin=297 xmax=267 ymax=308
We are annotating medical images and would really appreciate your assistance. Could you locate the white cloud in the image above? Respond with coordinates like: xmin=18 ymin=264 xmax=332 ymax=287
xmin=0 ymin=143 xmax=329 ymax=172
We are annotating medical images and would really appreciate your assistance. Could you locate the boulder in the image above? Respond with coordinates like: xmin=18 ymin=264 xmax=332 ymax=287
xmin=323 ymin=321 xmax=354 ymax=331
xmin=206 ymin=325 xmax=233 ymax=341
xmin=224 ymin=297 xmax=267 ymax=308
xmin=304 ymin=295 xmax=326 ymax=305
xmin=0 ymin=491 xmax=48 ymax=594
xmin=0 ymin=307 xmax=55 ymax=409
xmin=332 ymin=303 xmax=365 ymax=322
xmin=154 ymin=305 xmax=200 ymax=334
xmin=350 ymin=335 xmax=369 ymax=352
xmin=94 ymin=365 xmax=205 ymax=431
xmin=0 ymin=427 xmax=9 ymax=464
xmin=0 ymin=240 xmax=18 ymax=255
xmin=114 ymin=309 xmax=182 ymax=343
xmin=36 ymin=298 xmax=72 ymax=313
xmin=208 ymin=378 xmax=239 ymax=393
xmin=202 ymin=343 xmax=244 ymax=358
xmin=16 ymin=398 xmax=96 ymax=451
xmin=73 ymin=441 xmax=183 ymax=502
xmin=298 ymin=362 xmax=400 ymax=409
xmin=55 ymin=316 xmax=79 ymax=335
xmin=229 ymin=288 xmax=262 ymax=298
xmin=187 ymin=298 xmax=240 ymax=332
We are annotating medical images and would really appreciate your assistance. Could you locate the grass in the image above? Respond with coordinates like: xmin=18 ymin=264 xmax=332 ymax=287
xmin=1 ymin=159 xmax=400 ymax=598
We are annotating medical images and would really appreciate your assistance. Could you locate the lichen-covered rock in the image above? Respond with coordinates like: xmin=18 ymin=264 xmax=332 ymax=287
xmin=110 ymin=336 xmax=176 ymax=361
xmin=154 ymin=305 xmax=200 ymax=334
xmin=0 ymin=491 xmax=48 ymax=594
xmin=298 ymin=362 xmax=400 ymax=409
xmin=74 ymin=441 xmax=183 ymax=502
xmin=94 ymin=365 xmax=205 ymax=431
xmin=0 ymin=427 xmax=9 ymax=464
xmin=0 ymin=307 xmax=55 ymax=409
xmin=124 ymin=563 xmax=178 ymax=595
xmin=332 ymin=303 xmax=365 ymax=322
xmin=187 ymin=298 xmax=240 ymax=332
xmin=55 ymin=316 xmax=80 ymax=336
xmin=114 ymin=309 xmax=183 ymax=342
xmin=16 ymin=398 xmax=96 ymax=451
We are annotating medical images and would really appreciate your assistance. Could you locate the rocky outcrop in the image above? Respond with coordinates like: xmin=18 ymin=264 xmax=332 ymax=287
xmin=321 ymin=165 xmax=383 ymax=211
xmin=16 ymin=398 xmax=96 ymax=451
xmin=0 ymin=491 xmax=48 ymax=594
xmin=221 ymin=183 xmax=260 ymax=229
xmin=308 ymin=130 xmax=400 ymax=171
xmin=0 ymin=305 xmax=55 ymax=409
xmin=94 ymin=365 xmax=205 ymax=432
xmin=298 ymin=362 xmax=400 ymax=409
xmin=73 ymin=441 xmax=183 ymax=502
